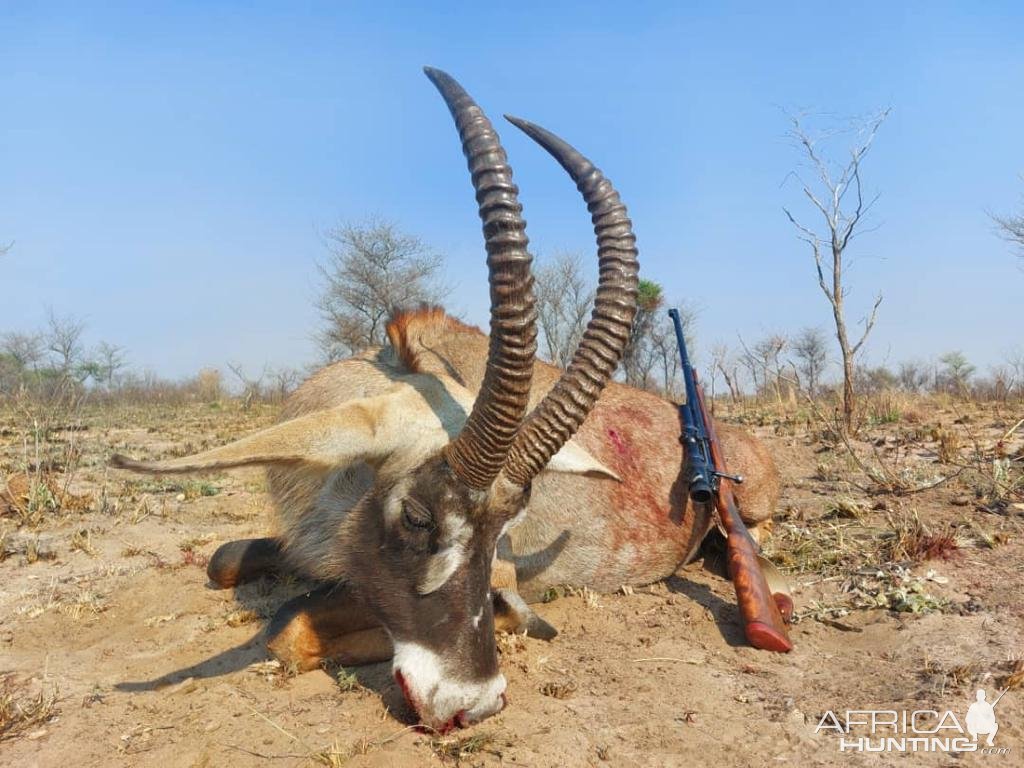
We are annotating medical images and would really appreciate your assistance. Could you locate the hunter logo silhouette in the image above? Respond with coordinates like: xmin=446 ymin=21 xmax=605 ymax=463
xmin=965 ymin=688 xmax=1005 ymax=747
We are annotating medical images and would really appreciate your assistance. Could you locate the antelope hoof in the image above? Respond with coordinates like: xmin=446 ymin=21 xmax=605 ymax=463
xmin=207 ymin=537 xmax=282 ymax=589
xmin=493 ymin=588 xmax=558 ymax=641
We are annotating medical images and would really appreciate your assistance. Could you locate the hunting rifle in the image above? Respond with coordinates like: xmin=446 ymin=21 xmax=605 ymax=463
xmin=668 ymin=308 xmax=793 ymax=653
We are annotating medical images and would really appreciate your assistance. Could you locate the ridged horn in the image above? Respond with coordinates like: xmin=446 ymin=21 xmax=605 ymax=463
xmin=424 ymin=68 xmax=538 ymax=490
xmin=500 ymin=115 xmax=639 ymax=486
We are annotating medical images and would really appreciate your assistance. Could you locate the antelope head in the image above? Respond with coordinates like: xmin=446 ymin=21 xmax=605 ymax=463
xmin=111 ymin=67 xmax=638 ymax=731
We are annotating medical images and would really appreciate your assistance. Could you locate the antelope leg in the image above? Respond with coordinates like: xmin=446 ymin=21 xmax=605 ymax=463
xmin=265 ymin=584 xmax=392 ymax=671
xmin=207 ymin=537 xmax=283 ymax=588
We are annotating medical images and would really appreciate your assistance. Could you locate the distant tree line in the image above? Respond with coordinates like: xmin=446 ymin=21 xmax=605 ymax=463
xmin=705 ymin=333 xmax=1024 ymax=404
xmin=0 ymin=310 xmax=300 ymax=408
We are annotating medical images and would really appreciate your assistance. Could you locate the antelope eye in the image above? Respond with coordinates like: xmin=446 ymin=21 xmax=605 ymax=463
xmin=402 ymin=499 xmax=434 ymax=530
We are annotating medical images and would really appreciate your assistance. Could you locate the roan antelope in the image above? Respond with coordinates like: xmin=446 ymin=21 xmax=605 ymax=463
xmin=112 ymin=67 xmax=780 ymax=732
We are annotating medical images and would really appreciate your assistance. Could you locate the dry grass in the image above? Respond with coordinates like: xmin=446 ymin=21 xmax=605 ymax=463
xmin=70 ymin=527 xmax=98 ymax=557
xmin=932 ymin=425 xmax=962 ymax=463
xmin=920 ymin=657 xmax=981 ymax=695
xmin=768 ymin=516 xmax=886 ymax=575
xmin=429 ymin=730 xmax=502 ymax=764
xmin=823 ymin=496 xmax=867 ymax=520
xmin=719 ymin=391 xmax=1023 ymax=501
xmin=335 ymin=667 xmax=363 ymax=693
xmin=1 ymin=532 xmax=58 ymax=563
xmin=1001 ymin=659 xmax=1024 ymax=691
xmin=0 ymin=473 xmax=92 ymax=528
xmin=16 ymin=585 xmax=109 ymax=621
xmin=308 ymin=741 xmax=351 ymax=767
xmin=770 ymin=503 xmax=1006 ymax=579
xmin=882 ymin=509 xmax=961 ymax=562
xmin=0 ymin=674 xmax=60 ymax=742
xmin=539 ymin=679 xmax=577 ymax=699
xmin=179 ymin=547 xmax=210 ymax=569
xmin=224 ymin=609 xmax=260 ymax=628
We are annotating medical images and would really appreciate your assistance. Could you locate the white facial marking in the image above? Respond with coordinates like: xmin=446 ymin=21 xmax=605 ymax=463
xmin=472 ymin=607 xmax=483 ymax=629
xmin=418 ymin=545 xmax=465 ymax=594
xmin=417 ymin=512 xmax=473 ymax=595
xmin=392 ymin=641 xmax=506 ymax=727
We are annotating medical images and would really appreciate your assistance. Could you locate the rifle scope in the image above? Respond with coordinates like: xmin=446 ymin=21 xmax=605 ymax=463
xmin=669 ymin=308 xmax=715 ymax=505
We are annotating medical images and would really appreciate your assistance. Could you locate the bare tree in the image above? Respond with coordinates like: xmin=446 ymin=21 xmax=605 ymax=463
xmin=711 ymin=344 xmax=742 ymax=402
xmin=269 ymin=367 xmax=302 ymax=403
xmin=739 ymin=333 xmax=788 ymax=402
xmin=985 ymin=365 xmax=1013 ymax=402
xmin=316 ymin=219 xmax=447 ymax=360
xmin=2 ymin=331 xmax=45 ymax=372
xmin=992 ymin=181 xmax=1024 ymax=260
xmin=649 ymin=301 xmax=695 ymax=399
xmin=194 ymin=368 xmax=223 ymax=403
xmin=92 ymin=342 xmax=127 ymax=390
xmin=855 ymin=364 xmax=897 ymax=394
xmin=228 ymin=363 xmax=267 ymax=410
xmin=1006 ymin=348 xmax=1024 ymax=399
xmin=621 ymin=279 xmax=664 ymax=389
xmin=763 ymin=334 xmax=791 ymax=402
xmin=45 ymin=310 xmax=87 ymax=381
xmin=783 ymin=109 xmax=890 ymax=432
xmin=897 ymin=360 xmax=929 ymax=393
xmin=938 ymin=351 xmax=975 ymax=396
xmin=534 ymin=252 xmax=595 ymax=368
xmin=791 ymin=326 xmax=828 ymax=397
xmin=737 ymin=338 xmax=764 ymax=395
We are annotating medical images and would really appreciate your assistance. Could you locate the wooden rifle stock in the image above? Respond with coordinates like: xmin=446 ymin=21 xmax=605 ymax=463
xmin=693 ymin=373 xmax=793 ymax=653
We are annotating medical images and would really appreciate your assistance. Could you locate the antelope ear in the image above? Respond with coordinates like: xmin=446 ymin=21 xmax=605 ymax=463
xmin=109 ymin=383 xmax=453 ymax=475
xmin=544 ymin=439 xmax=621 ymax=481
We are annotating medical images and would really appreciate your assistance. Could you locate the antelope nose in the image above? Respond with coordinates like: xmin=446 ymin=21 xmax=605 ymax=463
xmin=391 ymin=643 xmax=508 ymax=730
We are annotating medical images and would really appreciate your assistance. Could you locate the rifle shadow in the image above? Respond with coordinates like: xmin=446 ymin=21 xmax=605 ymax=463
xmin=665 ymin=555 xmax=748 ymax=649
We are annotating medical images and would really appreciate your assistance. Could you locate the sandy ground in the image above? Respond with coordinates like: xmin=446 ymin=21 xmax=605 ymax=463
xmin=1 ymin=400 xmax=1022 ymax=767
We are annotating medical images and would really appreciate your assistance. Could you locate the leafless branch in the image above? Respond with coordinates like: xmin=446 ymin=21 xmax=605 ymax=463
xmin=851 ymin=293 xmax=884 ymax=357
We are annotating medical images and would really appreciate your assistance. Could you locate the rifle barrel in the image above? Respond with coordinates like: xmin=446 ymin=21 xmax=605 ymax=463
xmin=669 ymin=309 xmax=713 ymax=503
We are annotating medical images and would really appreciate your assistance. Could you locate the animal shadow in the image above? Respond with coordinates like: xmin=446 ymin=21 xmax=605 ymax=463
xmin=115 ymin=573 xmax=401 ymax=715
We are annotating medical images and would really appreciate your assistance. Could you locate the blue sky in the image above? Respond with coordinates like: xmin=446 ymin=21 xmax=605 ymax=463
xmin=2 ymin=2 xmax=1022 ymax=382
